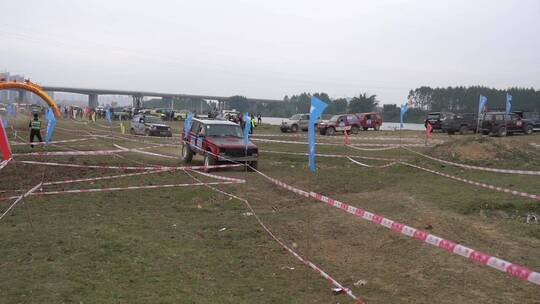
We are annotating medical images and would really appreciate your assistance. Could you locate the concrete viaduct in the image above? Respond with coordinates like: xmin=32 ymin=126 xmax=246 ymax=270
xmin=41 ymin=86 xmax=283 ymax=111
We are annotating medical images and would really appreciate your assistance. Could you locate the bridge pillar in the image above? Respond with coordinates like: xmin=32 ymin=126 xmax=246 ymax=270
xmin=88 ymin=94 xmax=99 ymax=108
xmin=132 ymin=95 xmax=143 ymax=112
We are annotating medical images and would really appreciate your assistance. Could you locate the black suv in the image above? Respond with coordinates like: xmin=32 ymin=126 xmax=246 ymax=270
xmin=479 ymin=112 xmax=534 ymax=137
xmin=442 ymin=113 xmax=478 ymax=135
xmin=513 ymin=111 xmax=540 ymax=132
xmin=426 ymin=112 xmax=454 ymax=130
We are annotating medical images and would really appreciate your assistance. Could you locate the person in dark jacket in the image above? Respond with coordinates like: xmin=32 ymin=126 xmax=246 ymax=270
xmin=28 ymin=113 xmax=43 ymax=147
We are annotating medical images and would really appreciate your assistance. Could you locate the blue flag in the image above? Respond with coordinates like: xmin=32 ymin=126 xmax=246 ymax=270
xmin=243 ymin=112 xmax=251 ymax=147
xmin=399 ymin=103 xmax=408 ymax=129
xmin=309 ymin=96 xmax=328 ymax=172
xmin=45 ymin=108 xmax=57 ymax=145
xmin=183 ymin=112 xmax=193 ymax=138
xmin=478 ymin=95 xmax=488 ymax=114
xmin=106 ymin=108 xmax=112 ymax=124
xmin=505 ymin=93 xmax=512 ymax=114
xmin=7 ymin=104 xmax=15 ymax=116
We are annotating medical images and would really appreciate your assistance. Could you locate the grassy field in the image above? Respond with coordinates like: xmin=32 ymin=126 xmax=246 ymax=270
xmin=1 ymin=117 xmax=539 ymax=303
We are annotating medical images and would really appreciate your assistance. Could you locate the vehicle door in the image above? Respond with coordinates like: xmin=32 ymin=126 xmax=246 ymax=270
xmin=335 ymin=115 xmax=347 ymax=132
xmin=299 ymin=114 xmax=309 ymax=130
xmin=508 ymin=114 xmax=522 ymax=131
xmin=347 ymin=114 xmax=359 ymax=127
xmin=137 ymin=116 xmax=147 ymax=134
xmin=131 ymin=116 xmax=141 ymax=134
xmin=188 ymin=121 xmax=203 ymax=151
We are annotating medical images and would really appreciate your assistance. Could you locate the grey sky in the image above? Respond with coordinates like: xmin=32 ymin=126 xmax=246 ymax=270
xmin=1 ymin=0 xmax=539 ymax=104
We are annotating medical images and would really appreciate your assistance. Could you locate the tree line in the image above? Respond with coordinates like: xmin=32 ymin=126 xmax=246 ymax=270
xmin=146 ymin=86 xmax=539 ymax=123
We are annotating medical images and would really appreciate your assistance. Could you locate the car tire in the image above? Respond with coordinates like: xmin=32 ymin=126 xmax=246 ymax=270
xmin=291 ymin=124 xmax=298 ymax=132
xmin=448 ymin=130 xmax=455 ymax=135
xmin=181 ymin=143 xmax=193 ymax=163
xmin=362 ymin=127 xmax=369 ymax=131
xmin=280 ymin=128 xmax=288 ymax=133
xmin=350 ymin=125 xmax=360 ymax=134
xmin=497 ymin=127 xmax=507 ymax=137
xmin=326 ymin=127 xmax=336 ymax=136
xmin=459 ymin=126 xmax=468 ymax=135
xmin=524 ymin=125 xmax=533 ymax=135
xmin=373 ymin=124 xmax=380 ymax=131
xmin=319 ymin=129 xmax=327 ymax=135
xmin=203 ymin=153 xmax=216 ymax=171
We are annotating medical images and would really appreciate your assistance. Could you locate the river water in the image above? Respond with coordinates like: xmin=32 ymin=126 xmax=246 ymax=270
xmin=261 ymin=117 xmax=425 ymax=131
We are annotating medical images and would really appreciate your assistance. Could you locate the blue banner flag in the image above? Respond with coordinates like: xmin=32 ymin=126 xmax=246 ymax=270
xmin=309 ymin=96 xmax=328 ymax=172
xmin=106 ymin=108 xmax=112 ymax=124
xmin=505 ymin=93 xmax=512 ymax=114
xmin=7 ymin=104 xmax=15 ymax=116
xmin=45 ymin=108 xmax=57 ymax=145
xmin=183 ymin=112 xmax=193 ymax=138
xmin=243 ymin=112 xmax=251 ymax=147
xmin=478 ymin=95 xmax=488 ymax=114
xmin=399 ymin=103 xmax=408 ymax=129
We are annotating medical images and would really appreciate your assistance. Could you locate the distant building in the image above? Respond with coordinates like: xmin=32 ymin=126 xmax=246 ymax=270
xmin=0 ymin=72 xmax=30 ymax=103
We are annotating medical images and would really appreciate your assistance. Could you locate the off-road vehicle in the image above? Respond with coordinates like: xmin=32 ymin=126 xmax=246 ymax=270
xmin=442 ymin=113 xmax=477 ymax=135
xmin=479 ymin=112 xmax=534 ymax=137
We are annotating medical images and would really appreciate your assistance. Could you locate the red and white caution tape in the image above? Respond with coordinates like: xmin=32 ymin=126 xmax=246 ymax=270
xmin=10 ymin=137 xmax=95 ymax=146
xmin=347 ymin=157 xmax=398 ymax=168
xmin=182 ymin=170 xmax=363 ymax=303
xmin=345 ymin=144 xmax=398 ymax=151
xmin=252 ymin=138 xmax=426 ymax=147
xmin=402 ymin=162 xmax=540 ymax=201
xmin=42 ymin=169 xmax=170 ymax=186
xmin=13 ymin=148 xmax=131 ymax=157
xmin=0 ymin=183 xmax=42 ymax=221
xmin=17 ymin=160 xmax=242 ymax=171
xmin=12 ymin=181 xmax=242 ymax=199
xmin=404 ymin=147 xmax=540 ymax=176
xmin=254 ymin=133 xmax=426 ymax=142
xmin=260 ymin=149 xmax=403 ymax=162
xmin=254 ymin=170 xmax=540 ymax=286
xmin=186 ymin=169 xmax=246 ymax=183
xmin=0 ymin=158 xmax=11 ymax=171
xmin=113 ymin=144 xmax=178 ymax=159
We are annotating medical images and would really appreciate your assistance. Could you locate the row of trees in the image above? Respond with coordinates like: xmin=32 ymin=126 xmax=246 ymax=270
xmin=146 ymin=86 xmax=539 ymax=123
xmin=408 ymin=86 xmax=540 ymax=113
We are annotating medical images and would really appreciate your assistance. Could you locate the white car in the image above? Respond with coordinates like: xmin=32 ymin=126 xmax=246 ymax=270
xmin=130 ymin=114 xmax=172 ymax=137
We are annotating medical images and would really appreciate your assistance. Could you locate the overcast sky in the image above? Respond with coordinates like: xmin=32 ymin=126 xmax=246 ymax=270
xmin=1 ymin=0 xmax=539 ymax=104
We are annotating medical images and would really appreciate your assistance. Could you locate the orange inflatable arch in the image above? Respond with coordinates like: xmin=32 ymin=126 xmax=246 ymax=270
xmin=0 ymin=80 xmax=61 ymax=117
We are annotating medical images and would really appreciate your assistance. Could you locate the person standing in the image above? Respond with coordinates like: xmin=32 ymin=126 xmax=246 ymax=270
xmin=257 ymin=112 xmax=262 ymax=125
xmin=28 ymin=113 xmax=43 ymax=148
xmin=250 ymin=114 xmax=256 ymax=134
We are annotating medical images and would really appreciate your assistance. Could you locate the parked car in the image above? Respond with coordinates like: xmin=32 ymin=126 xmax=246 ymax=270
xmin=130 ymin=114 xmax=172 ymax=137
xmin=513 ymin=111 xmax=540 ymax=132
xmin=280 ymin=114 xmax=311 ymax=132
xmin=181 ymin=118 xmax=258 ymax=170
xmin=318 ymin=114 xmax=362 ymax=135
xmin=441 ymin=113 xmax=478 ymax=135
xmin=356 ymin=112 xmax=383 ymax=131
xmin=426 ymin=112 xmax=454 ymax=130
xmin=112 ymin=107 xmax=132 ymax=120
xmin=155 ymin=108 xmax=183 ymax=121
xmin=479 ymin=112 xmax=534 ymax=137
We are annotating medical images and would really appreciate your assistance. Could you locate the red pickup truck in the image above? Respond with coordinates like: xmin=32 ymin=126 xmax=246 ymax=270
xmin=182 ymin=118 xmax=259 ymax=170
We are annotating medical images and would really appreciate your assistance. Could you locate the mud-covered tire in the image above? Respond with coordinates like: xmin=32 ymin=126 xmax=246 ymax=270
xmin=181 ymin=143 xmax=193 ymax=163
xmin=203 ymin=153 xmax=216 ymax=171
xmin=362 ymin=127 xmax=369 ymax=131
xmin=326 ymin=127 xmax=336 ymax=136
xmin=319 ymin=129 xmax=327 ymax=135
xmin=291 ymin=124 xmax=298 ymax=133
xmin=459 ymin=126 xmax=468 ymax=135
xmin=524 ymin=125 xmax=533 ymax=135
xmin=350 ymin=125 xmax=360 ymax=134
xmin=496 ymin=127 xmax=507 ymax=137
xmin=373 ymin=124 xmax=380 ymax=131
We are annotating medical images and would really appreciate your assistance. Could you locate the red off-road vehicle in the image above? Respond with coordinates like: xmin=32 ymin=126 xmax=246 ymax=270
xmin=181 ymin=118 xmax=259 ymax=169
xmin=318 ymin=114 xmax=362 ymax=135
xmin=357 ymin=112 xmax=383 ymax=130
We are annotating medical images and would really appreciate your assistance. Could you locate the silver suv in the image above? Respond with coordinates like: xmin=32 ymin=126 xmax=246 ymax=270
xmin=130 ymin=114 xmax=172 ymax=137
xmin=280 ymin=113 xmax=311 ymax=133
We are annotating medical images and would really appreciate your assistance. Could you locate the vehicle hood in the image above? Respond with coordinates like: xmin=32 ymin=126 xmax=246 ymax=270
xmin=145 ymin=123 xmax=169 ymax=128
xmin=207 ymin=136 xmax=257 ymax=149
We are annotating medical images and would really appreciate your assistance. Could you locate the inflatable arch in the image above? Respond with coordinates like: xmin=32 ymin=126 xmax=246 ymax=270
xmin=0 ymin=80 xmax=61 ymax=117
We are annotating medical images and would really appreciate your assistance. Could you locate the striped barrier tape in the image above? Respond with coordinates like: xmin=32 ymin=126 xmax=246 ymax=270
xmin=16 ymin=160 xmax=243 ymax=171
xmin=253 ymin=170 xmax=540 ymax=286
xmin=253 ymin=133 xmax=425 ymax=142
xmin=252 ymin=138 xmax=428 ymax=147
xmin=10 ymin=137 xmax=95 ymax=146
xmin=186 ymin=168 xmax=246 ymax=183
xmin=182 ymin=169 xmax=363 ymax=303
xmin=345 ymin=144 xmax=398 ymax=151
xmin=404 ymin=147 xmax=540 ymax=176
xmin=0 ymin=183 xmax=42 ymax=222
xmin=347 ymin=157 xmax=398 ymax=168
xmin=113 ymin=144 xmax=178 ymax=159
xmin=1 ymin=181 xmax=242 ymax=200
xmin=402 ymin=162 xmax=540 ymax=201
xmin=42 ymin=169 xmax=170 ymax=186
xmin=260 ymin=149 xmax=404 ymax=162
xmin=0 ymin=158 xmax=11 ymax=171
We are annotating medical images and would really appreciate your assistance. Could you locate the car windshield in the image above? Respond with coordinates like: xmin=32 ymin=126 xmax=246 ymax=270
xmin=290 ymin=114 xmax=302 ymax=120
xmin=206 ymin=124 xmax=243 ymax=137
xmin=427 ymin=113 xmax=440 ymax=119
xmin=143 ymin=116 xmax=162 ymax=124
xmin=329 ymin=115 xmax=340 ymax=122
